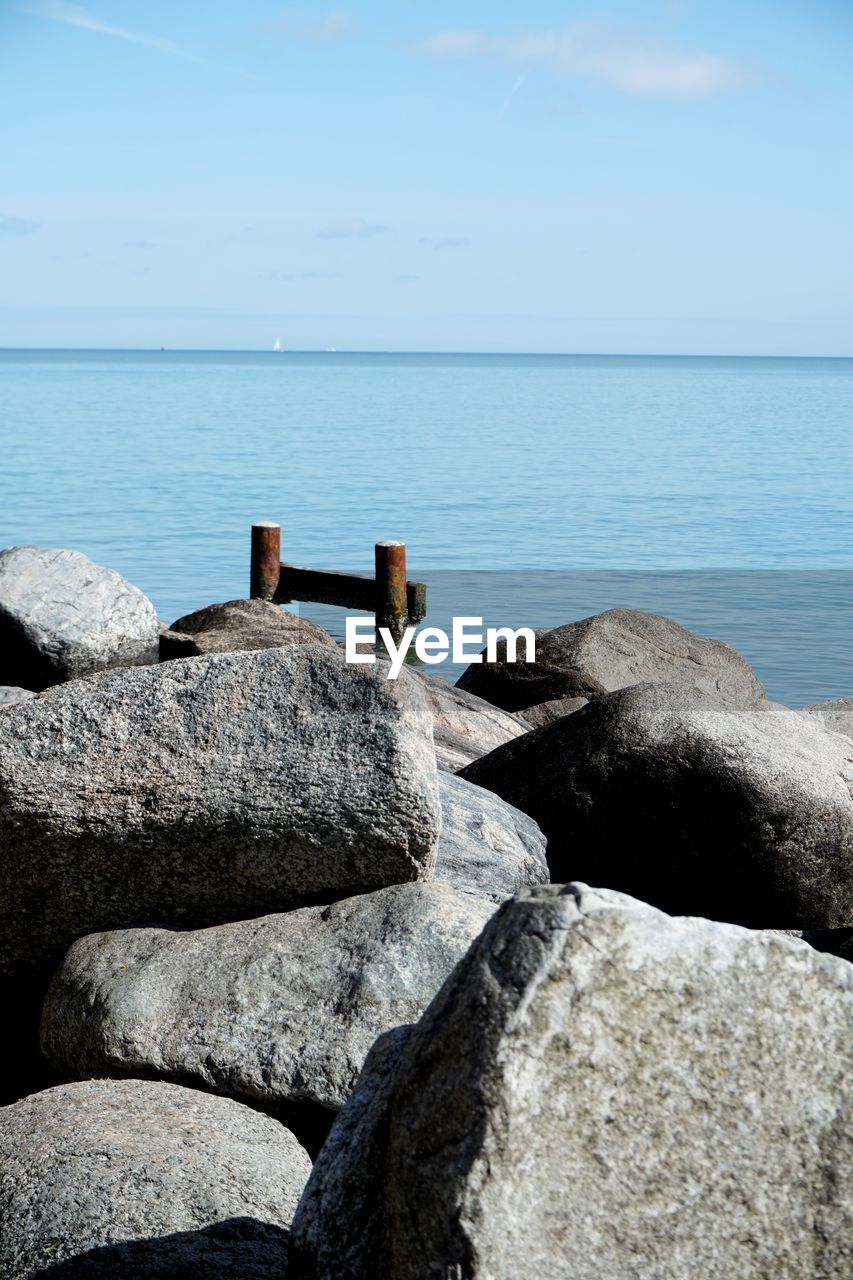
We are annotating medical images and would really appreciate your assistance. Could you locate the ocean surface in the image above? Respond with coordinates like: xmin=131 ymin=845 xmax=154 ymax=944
xmin=2 ymin=350 xmax=851 ymax=704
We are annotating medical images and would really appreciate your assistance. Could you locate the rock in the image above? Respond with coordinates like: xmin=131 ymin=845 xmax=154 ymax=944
xmin=414 ymin=672 xmax=528 ymax=770
xmin=434 ymin=772 xmax=548 ymax=903
xmin=455 ymin=608 xmax=764 ymax=712
xmin=518 ymin=695 xmax=587 ymax=727
xmin=0 ymin=644 xmax=440 ymax=989
xmin=289 ymin=1025 xmax=412 ymax=1279
xmin=799 ymin=697 xmax=853 ymax=740
xmin=41 ymin=883 xmax=493 ymax=1156
xmin=0 ymin=686 xmax=35 ymax=706
xmin=460 ymin=682 xmax=853 ymax=928
xmin=0 ymin=1078 xmax=310 ymax=1279
xmin=160 ymin=597 xmax=335 ymax=661
xmin=158 ymin=623 xmax=203 ymax=658
xmin=290 ymin=884 xmax=853 ymax=1280
xmin=0 ymin=546 xmax=159 ymax=690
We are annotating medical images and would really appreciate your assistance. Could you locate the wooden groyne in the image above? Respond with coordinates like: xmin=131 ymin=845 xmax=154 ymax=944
xmin=249 ymin=521 xmax=427 ymax=641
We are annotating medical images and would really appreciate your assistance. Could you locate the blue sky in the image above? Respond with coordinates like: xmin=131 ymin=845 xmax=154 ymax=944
xmin=1 ymin=0 xmax=851 ymax=352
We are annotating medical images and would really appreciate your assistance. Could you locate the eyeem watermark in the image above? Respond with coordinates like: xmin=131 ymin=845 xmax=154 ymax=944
xmin=345 ymin=616 xmax=536 ymax=679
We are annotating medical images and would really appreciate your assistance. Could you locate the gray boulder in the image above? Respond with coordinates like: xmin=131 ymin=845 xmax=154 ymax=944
xmin=414 ymin=672 xmax=528 ymax=770
xmin=0 ymin=686 xmax=34 ymax=707
xmin=518 ymin=694 xmax=587 ymax=727
xmin=160 ymin=597 xmax=335 ymax=661
xmin=435 ymin=772 xmax=548 ymax=903
xmin=41 ymin=882 xmax=493 ymax=1155
xmin=290 ymin=884 xmax=853 ymax=1280
xmin=290 ymin=1025 xmax=412 ymax=1280
xmin=455 ymin=608 xmax=764 ymax=712
xmin=460 ymin=682 xmax=853 ymax=928
xmin=799 ymin=696 xmax=853 ymax=739
xmin=0 ymin=545 xmax=159 ymax=690
xmin=0 ymin=1078 xmax=311 ymax=1279
xmin=0 ymin=644 xmax=440 ymax=987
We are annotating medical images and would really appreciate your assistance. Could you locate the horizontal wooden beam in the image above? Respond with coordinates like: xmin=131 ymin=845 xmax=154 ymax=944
xmin=276 ymin=564 xmax=374 ymax=611
xmin=275 ymin=563 xmax=427 ymax=624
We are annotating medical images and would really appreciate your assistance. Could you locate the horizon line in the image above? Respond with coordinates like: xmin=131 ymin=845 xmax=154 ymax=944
xmin=0 ymin=347 xmax=851 ymax=360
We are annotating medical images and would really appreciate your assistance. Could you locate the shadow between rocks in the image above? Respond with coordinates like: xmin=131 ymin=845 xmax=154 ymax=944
xmin=29 ymin=1217 xmax=290 ymax=1279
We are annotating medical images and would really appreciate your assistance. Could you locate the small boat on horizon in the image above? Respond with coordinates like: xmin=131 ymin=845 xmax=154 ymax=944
xmin=273 ymin=337 xmax=282 ymax=352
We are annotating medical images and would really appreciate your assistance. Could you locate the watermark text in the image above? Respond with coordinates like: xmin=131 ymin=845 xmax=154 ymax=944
xmin=345 ymin=616 xmax=535 ymax=679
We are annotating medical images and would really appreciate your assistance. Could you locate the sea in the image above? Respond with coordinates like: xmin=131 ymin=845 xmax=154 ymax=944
xmin=2 ymin=350 xmax=851 ymax=705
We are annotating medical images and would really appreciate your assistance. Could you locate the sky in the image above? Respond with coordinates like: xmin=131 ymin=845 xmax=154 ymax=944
xmin=1 ymin=0 xmax=851 ymax=353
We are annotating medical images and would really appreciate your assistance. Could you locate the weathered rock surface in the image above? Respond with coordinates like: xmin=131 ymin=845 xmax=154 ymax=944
xmin=456 ymin=607 xmax=764 ymax=712
xmin=0 ymin=1078 xmax=311 ymax=1279
xmin=0 ymin=685 xmax=34 ymax=706
xmin=0 ymin=644 xmax=440 ymax=986
xmin=414 ymin=672 xmax=528 ymax=770
xmin=160 ymin=597 xmax=335 ymax=661
xmin=434 ymin=772 xmax=548 ymax=902
xmin=290 ymin=1025 xmax=412 ymax=1280
xmin=518 ymin=695 xmax=588 ymax=727
xmin=460 ymin=682 xmax=853 ymax=928
xmin=290 ymin=884 xmax=853 ymax=1280
xmin=799 ymin=696 xmax=853 ymax=740
xmin=0 ymin=545 xmax=159 ymax=690
xmin=41 ymin=883 xmax=493 ymax=1150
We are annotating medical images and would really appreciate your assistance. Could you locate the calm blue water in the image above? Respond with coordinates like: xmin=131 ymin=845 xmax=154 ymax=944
xmin=2 ymin=351 xmax=851 ymax=704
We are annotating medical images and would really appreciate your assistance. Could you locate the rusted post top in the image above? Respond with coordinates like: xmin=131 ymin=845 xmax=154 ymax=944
xmin=250 ymin=521 xmax=281 ymax=601
xmin=375 ymin=540 xmax=408 ymax=645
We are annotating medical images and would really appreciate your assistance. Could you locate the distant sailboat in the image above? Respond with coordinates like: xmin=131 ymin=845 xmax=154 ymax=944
xmin=273 ymin=337 xmax=282 ymax=352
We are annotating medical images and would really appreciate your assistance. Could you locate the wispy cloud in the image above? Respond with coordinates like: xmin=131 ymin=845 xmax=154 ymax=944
xmin=318 ymin=218 xmax=388 ymax=240
xmin=421 ymin=237 xmax=470 ymax=251
xmin=497 ymin=73 xmax=526 ymax=121
xmin=0 ymin=213 xmax=40 ymax=236
xmin=270 ymin=270 xmax=339 ymax=280
xmin=305 ymin=8 xmax=352 ymax=42
xmin=419 ymin=30 xmax=490 ymax=59
xmin=416 ymin=20 xmax=752 ymax=100
xmin=269 ymin=8 xmax=354 ymax=44
xmin=19 ymin=1 xmax=175 ymax=51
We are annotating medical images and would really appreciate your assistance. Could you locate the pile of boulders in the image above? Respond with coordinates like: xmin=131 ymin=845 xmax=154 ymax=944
xmin=0 ymin=547 xmax=850 ymax=1279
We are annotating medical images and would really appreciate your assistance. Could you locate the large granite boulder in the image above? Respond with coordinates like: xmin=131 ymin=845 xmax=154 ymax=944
xmin=455 ymin=608 xmax=764 ymax=712
xmin=799 ymin=696 xmax=853 ymax=739
xmin=160 ymin=597 xmax=335 ymax=660
xmin=434 ymin=772 xmax=548 ymax=903
xmin=41 ymin=882 xmax=493 ymax=1156
xmin=0 ymin=645 xmax=440 ymax=988
xmin=0 ymin=686 xmax=34 ymax=707
xmin=290 ymin=884 xmax=853 ymax=1280
xmin=460 ymin=682 xmax=853 ymax=928
xmin=0 ymin=545 xmax=159 ymax=690
xmin=0 ymin=1078 xmax=311 ymax=1279
xmin=518 ymin=695 xmax=587 ymax=727
xmin=414 ymin=672 xmax=528 ymax=770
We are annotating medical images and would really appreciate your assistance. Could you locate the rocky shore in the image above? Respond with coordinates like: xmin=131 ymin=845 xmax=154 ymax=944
xmin=0 ymin=545 xmax=850 ymax=1278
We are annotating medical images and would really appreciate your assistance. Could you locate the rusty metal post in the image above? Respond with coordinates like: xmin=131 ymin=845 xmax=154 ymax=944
xmin=375 ymin=540 xmax=408 ymax=644
xmin=250 ymin=521 xmax=281 ymax=601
